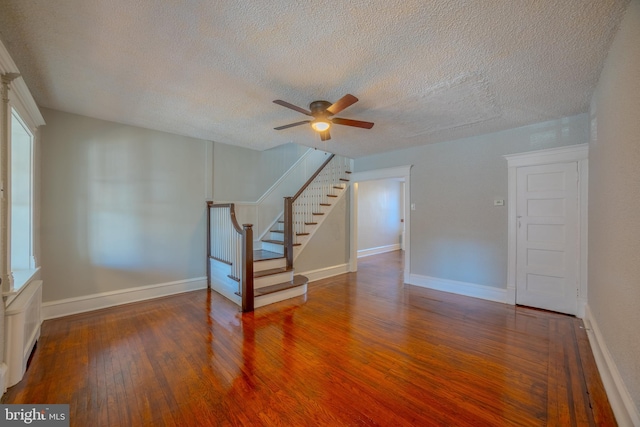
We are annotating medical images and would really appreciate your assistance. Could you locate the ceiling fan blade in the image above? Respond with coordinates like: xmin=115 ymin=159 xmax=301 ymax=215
xmin=273 ymin=100 xmax=313 ymax=116
xmin=326 ymin=94 xmax=358 ymax=115
xmin=274 ymin=120 xmax=311 ymax=130
xmin=320 ymin=130 xmax=331 ymax=141
xmin=331 ymin=117 xmax=374 ymax=129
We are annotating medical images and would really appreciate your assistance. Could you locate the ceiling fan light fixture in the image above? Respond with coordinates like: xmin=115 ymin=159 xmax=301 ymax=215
xmin=311 ymin=119 xmax=331 ymax=132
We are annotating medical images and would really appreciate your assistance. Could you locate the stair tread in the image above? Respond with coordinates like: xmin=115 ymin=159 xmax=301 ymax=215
xmin=320 ymin=203 xmax=331 ymax=206
xmin=262 ymin=239 xmax=301 ymax=247
xmin=262 ymin=239 xmax=284 ymax=245
xmin=254 ymin=267 xmax=292 ymax=278
xmin=254 ymin=275 xmax=308 ymax=297
xmin=253 ymin=250 xmax=284 ymax=262
xmin=340 ymin=178 xmax=350 ymax=182
xmin=327 ymin=194 xmax=338 ymax=198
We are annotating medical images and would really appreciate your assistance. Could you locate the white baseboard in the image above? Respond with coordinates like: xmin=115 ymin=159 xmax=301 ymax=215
xmin=407 ymin=273 xmax=508 ymax=304
xmin=584 ymin=305 xmax=640 ymax=427
xmin=357 ymin=244 xmax=400 ymax=258
xmin=42 ymin=277 xmax=207 ymax=320
xmin=299 ymin=263 xmax=350 ymax=283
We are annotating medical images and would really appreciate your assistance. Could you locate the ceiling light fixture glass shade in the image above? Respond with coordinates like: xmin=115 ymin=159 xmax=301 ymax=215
xmin=311 ymin=119 xmax=331 ymax=132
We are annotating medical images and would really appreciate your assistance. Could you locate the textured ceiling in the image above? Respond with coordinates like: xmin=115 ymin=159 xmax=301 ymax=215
xmin=0 ymin=0 xmax=629 ymax=158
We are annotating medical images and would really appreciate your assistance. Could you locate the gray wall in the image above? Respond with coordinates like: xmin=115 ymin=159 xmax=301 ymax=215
xmin=40 ymin=109 xmax=210 ymax=302
xmin=294 ymin=190 xmax=350 ymax=274
xmin=357 ymin=179 xmax=403 ymax=251
xmin=588 ymin=0 xmax=640 ymax=409
xmin=355 ymin=114 xmax=588 ymax=288
xmin=213 ymin=141 xmax=308 ymax=201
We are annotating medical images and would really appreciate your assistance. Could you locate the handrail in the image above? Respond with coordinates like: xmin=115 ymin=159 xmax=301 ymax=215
xmin=207 ymin=202 xmax=254 ymax=312
xmin=292 ymin=154 xmax=335 ymax=202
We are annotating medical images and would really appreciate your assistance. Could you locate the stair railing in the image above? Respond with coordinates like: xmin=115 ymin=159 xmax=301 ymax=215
xmin=207 ymin=202 xmax=254 ymax=312
xmin=284 ymin=154 xmax=351 ymax=269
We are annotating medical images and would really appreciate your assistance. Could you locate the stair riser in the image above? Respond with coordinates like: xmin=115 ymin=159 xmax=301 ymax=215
xmin=269 ymin=231 xmax=284 ymax=241
xmin=261 ymin=241 xmax=284 ymax=254
xmin=254 ymin=271 xmax=294 ymax=289
xmin=254 ymin=284 xmax=307 ymax=308
xmin=254 ymin=258 xmax=286 ymax=271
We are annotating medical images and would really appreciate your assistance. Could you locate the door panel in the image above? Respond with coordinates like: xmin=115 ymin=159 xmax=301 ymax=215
xmin=516 ymin=162 xmax=578 ymax=315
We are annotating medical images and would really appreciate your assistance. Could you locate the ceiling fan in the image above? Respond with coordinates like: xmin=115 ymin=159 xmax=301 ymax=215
xmin=273 ymin=94 xmax=374 ymax=141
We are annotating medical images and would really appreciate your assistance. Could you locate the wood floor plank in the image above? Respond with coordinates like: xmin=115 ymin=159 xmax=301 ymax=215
xmin=1 ymin=251 xmax=616 ymax=426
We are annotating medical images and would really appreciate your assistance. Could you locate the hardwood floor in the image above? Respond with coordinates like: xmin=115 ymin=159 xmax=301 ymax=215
xmin=2 ymin=251 xmax=615 ymax=426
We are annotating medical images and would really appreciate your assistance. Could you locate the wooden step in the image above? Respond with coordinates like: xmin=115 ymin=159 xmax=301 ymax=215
xmin=253 ymin=250 xmax=283 ymax=262
xmin=261 ymin=239 xmax=300 ymax=247
xmin=254 ymin=267 xmax=291 ymax=278
xmin=312 ymin=212 xmax=324 ymax=216
xmin=327 ymin=194 xmax=338 ymax=198
xmin=319 ymin=203 xmax=331 ymax=206
xmin=254 ymin=275 xmax=308 ymax=297
xmin=345 ymin=171 xmax=352 ymax=174
xmin=262 ymin=239 xmax=284 ymax=245
xmin=333 ymin=186 xmax=343 ymax=190
xmin=339 ymin=178 xmax=350 ymax=182
xmin=305 ymin=222 xmax=317 ymax=225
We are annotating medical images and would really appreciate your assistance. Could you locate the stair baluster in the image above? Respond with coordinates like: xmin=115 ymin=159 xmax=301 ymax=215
xmin=206 ymin=202 xmax=254 ymax=312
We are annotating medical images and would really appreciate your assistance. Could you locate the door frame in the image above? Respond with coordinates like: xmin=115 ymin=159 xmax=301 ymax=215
xmin=504 ymin=144 xmax=588 ymax=317
xmin=349 ymin=165 xmax=412 ymax=279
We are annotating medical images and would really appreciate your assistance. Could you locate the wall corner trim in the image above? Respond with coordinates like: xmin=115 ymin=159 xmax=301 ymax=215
xmin=406 ymin=274 xmax=508 ymax=304
xmin=41 ymin=277 xmax=207 ymax=320
xmin=584 ymin=305 xmax=640 ymax=427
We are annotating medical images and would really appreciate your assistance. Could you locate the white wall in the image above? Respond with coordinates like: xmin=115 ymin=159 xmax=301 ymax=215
xmin=357 ymin=179 xmax=403 ymax=253
xmin=40 ymin=109 xmax=211 ymax=302
xmin=354 ymin=114 xmax=588 ymax=289
xmin=588 ymin=0 xmax=640 ymax=418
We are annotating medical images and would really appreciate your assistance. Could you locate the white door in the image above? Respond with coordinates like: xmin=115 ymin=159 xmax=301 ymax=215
xmin=516 ymin=162 xmax=579 ymax=315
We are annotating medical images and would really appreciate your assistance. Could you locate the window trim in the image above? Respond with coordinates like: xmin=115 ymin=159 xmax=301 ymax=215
xmin=1 ymin=39 xmax=45 ymax=297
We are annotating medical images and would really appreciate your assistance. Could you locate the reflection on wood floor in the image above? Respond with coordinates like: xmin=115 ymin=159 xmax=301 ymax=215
xmin=1 ymin=251 xmax=615 ymax=426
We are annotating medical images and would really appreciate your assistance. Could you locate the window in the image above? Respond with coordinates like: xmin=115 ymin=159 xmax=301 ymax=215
xmin=10 ymin=108 xmax=35 ymax=274
xmin=0 ymin=68 xmax=44 ymax=295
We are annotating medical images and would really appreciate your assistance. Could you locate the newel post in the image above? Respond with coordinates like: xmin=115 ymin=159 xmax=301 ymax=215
xmin=241 ymin=224 xmax=254 ymax=312
xmin=284 ymin=197 xmax=293 ymax=270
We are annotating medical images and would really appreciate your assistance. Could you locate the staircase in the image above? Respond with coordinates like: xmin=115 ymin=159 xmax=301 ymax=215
xmin=207 ymin=154 xmax=352 ymax=311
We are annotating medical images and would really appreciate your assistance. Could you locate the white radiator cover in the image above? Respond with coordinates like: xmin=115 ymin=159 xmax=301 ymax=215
xmin=4 ymin=280 xmax=42 ymax=388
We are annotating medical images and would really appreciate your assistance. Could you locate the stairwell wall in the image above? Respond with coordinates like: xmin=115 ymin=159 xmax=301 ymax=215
xmin=212 ymin=141 xmax=309 ymax=202
xmin=294 ymin=190 xmax=351 ymax=276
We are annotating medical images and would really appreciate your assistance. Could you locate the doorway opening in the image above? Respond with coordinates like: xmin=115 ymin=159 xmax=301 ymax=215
xmin=349 ymin=165 xmax=412 ymax=279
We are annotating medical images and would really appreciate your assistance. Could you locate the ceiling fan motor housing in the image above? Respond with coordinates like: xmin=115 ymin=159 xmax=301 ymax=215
xmin=310 ymin=100 xmax=332 ymax=116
